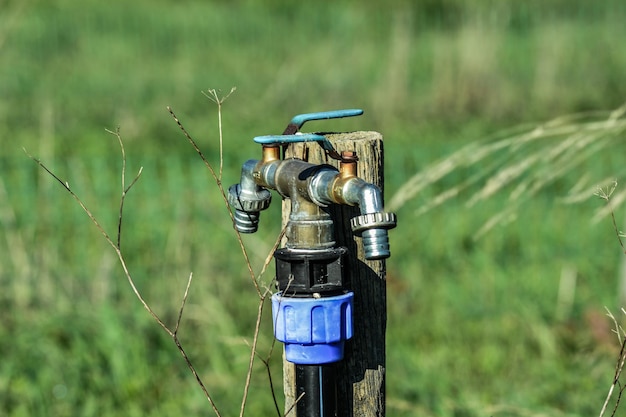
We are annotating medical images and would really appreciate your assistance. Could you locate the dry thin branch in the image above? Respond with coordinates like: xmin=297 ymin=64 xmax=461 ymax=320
xmin=239 ymin=226 xmax=286 ymax=417
xmin=594 ymin=180 xmax=626 ymax=254
xmin=256 ymin=325 xmax=283 ymax=417
xmin=32 ymin=88 xmax=284 ymax=416
xmin=167 ymin=104 xmax=263 ymax=298
xmin=284 ymin=392 xmax=306 ymax=417
xmin=606 ymin=309 xmax=624 ymax=345
xmin=26 ymin=135 xmax=223 ymax=417
xmin=105 ymin=127 xmax=143 ymax=250
xmin=203 ymin=87 xmax=236 ymax=180
xmin=172 ymin=88 xmax=289 ymax=417
xmin=239 ymin=295 xmax=271 ymax=417
xmin=597 ymin=189 xmax=626 ymax=417
xmin=599 ymin=313 xmax=626 ymax=417
xmin=175 ymin=272 xmax=194 ymax=336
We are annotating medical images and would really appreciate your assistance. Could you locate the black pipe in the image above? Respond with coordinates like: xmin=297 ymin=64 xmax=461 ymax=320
xmin=296 ymin=365 xmax=337 ymax=417
xmin=274 ymin=248 xmax=345 ymax=417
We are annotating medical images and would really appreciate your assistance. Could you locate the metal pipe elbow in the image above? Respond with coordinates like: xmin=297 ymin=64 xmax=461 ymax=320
xmin=342 ymin=179 xmax=396 ymax=260
xmin=342 ymin=180 xmax=384 ymax=215
xmin=309 ymin=173 xmax=397 ymax=260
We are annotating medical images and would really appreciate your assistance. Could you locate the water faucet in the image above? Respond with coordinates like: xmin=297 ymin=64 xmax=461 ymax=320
xmin=227 ymin=110 xmax=396 ymax=259
xmin=228 ymin=110 xmax=396 ymax=415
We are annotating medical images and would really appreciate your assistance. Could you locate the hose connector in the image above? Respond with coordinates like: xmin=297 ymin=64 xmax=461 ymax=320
xmin=351 ymin=212 xmax=397 ymax=260
xmin=227 ymin=159 xmax=271 ymax=233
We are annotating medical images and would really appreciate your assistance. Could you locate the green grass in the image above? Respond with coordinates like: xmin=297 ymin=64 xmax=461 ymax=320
xmin=3 ymin=0 xmax=626 ymax=416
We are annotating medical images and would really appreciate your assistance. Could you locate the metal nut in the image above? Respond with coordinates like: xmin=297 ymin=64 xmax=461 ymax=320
xmin=350 ymin=212 xmax=397 ymax=234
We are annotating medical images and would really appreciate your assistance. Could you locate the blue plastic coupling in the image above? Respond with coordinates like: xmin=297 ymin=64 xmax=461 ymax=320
xmin=271 ymin=292 xmax=354 ymax=365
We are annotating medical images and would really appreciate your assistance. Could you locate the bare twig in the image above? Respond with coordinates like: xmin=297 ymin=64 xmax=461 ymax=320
xmin=167 ymin=104 xmax=263 ymax=298
xmin=594 ymin=180 xmax=626 ymax=254
xmin=606 ymin=309 xmax=625 ymax=345
xmin=175 ymin=272 xmax=194 ymax=336
xmin=253 ymin=326 xmax=283 ymax=417
xmin=172 ymin=89 xmax=291 ymax=417
xmin=203 ymin=87 xmax=236 ymax=180
xmin=239 ymin=225 xmax=285 ymax=417
xmin=239 ymin=226 xmax=287 ymax=417
xmin=284 ymin=392 xmax=306 ymax=417
xmin=167 ymin=106 xmax=220 ymax=182
xmin=32 ymin=88 xmax=284 ymax=417
xmin=597 ymin=189 xmax=626 ymax=417
xmin=26 ymin=134 xmax=223 ymax=417
xmin=239 ymin=294 xmax=270 ymax=417
xmin=24 ymin=150 xmax=159 ymax=323
xmin=599 ymin=319 xmax=626 ymax=417
xmin=265 ymin=354 xmax=282 ymax=417
xmin=105 ymin=127 xmax=143 ymax=250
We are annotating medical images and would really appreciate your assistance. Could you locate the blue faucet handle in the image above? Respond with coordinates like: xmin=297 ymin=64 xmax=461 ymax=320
xmin=283 ymin=109 xmax=364 ymax=134
xmin=254 ymin=133 xmax=342 ymax=160
xmin=254 ymin=133 xmax=337 ymax=154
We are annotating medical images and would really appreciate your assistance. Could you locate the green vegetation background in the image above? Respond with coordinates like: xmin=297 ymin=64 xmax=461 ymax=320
xmin=2 ymin=0 xmax=626 ymax=415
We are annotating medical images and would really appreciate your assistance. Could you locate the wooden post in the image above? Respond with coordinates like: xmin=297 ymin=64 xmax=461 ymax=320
xmin=282 ymin=131 xmax=387 ymax=417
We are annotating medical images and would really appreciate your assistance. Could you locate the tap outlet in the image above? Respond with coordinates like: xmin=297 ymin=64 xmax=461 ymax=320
xmin=227 ymin=159 xmax=272 ymax=233
xmin=309 ymin=168 xmax=397 ymax=260
xmin=351 ymin=212 xmax=397 ymax=260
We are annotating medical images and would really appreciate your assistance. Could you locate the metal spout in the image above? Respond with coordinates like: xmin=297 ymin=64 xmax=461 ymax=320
xmin=309 ymin=171 xmax=397 ymax=260
xmin=227 ymin=159 xmax=271 ymax=233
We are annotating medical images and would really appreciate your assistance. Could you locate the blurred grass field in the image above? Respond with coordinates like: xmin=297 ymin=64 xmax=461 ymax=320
xmin=3 ymin=0 xmax=626 ymax=416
